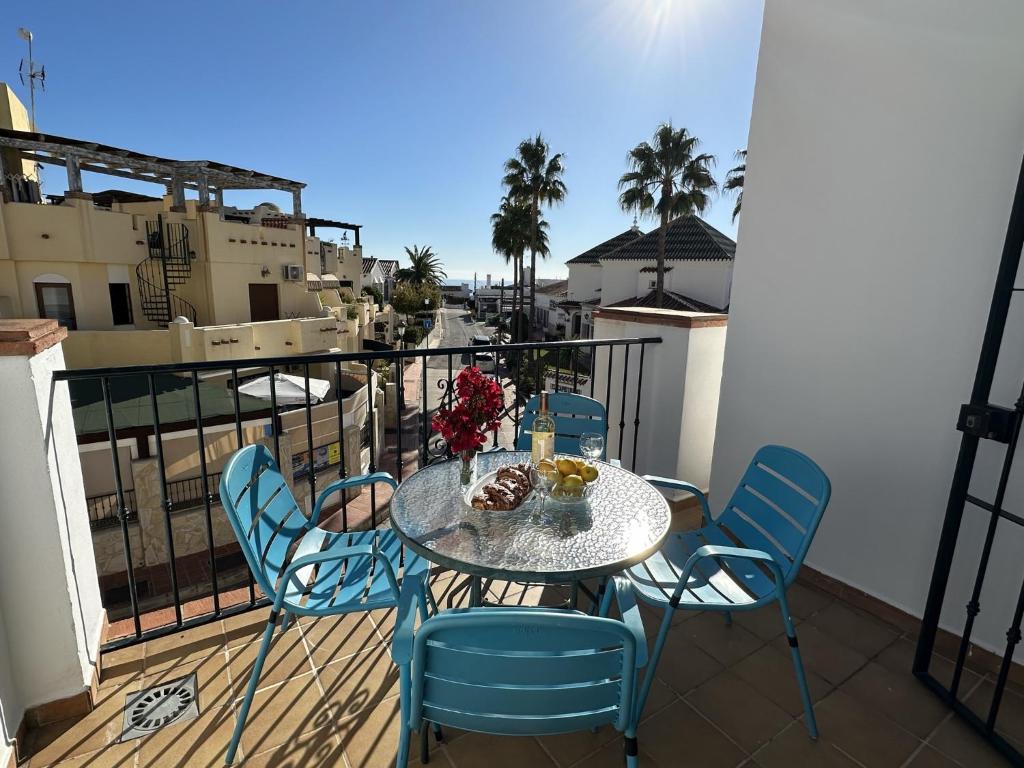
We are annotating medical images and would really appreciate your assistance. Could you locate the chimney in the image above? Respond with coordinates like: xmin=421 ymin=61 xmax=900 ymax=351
xmin=486 ymin=274 xmax=492 ymax=289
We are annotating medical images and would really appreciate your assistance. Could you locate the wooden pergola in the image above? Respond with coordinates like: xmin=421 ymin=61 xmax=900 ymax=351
xmin=0 ymin=127 xmax=306 ymax=213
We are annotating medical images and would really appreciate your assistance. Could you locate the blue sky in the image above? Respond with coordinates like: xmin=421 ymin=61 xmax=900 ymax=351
xmin=12 ymin=0 xmax=763 ymax=281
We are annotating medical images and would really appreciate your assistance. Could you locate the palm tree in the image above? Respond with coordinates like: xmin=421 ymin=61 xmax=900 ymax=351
xmin=503 ymin=134 xmax=566 ymax=329
xmin=491 ymin=196 xmax=550 ymax=342
xmin=396 ymin=244 xmax=446 ymax=286
xmin=618 ymin=123 xmax=717 ymax=307
xmin=724 ymin=149 xmax=746 ymax=222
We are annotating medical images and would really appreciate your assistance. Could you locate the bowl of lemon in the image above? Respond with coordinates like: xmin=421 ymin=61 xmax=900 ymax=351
xmin=536 ymin=456 xmax=600 ymax=503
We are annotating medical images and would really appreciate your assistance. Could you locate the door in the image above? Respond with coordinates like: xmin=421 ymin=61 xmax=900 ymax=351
xmin=248 ymin=284 xmax=279 ymax=322
xmin=35 ymin=282 xmax=77 ymax=330
xmin=915 ymin=152 xmax=1024 ymax=766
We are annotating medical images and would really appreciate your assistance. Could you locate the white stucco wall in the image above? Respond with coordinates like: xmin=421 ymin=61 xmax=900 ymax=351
xmin=0 ymin=343 xmax=104 ymax=713
xmin=594 ymin=311 xmax=726 ymax=488
xmin=566 ymin=263 xmax=601 ymax=302
xmin=711 ymin=0 xmax=1024 ymax=659
xmin=604 ymin=260 xmax=733 ymax=310
xmin=599 ymin=262 xmax=645 ymax=305
xmin=666 ymin=262 xmax=734 ymax=310
xmin=0 ymin=605 xmax=17 ymax=768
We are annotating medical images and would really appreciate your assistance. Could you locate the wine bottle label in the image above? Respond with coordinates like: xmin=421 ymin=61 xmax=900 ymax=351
xmin=531 ymin=431 xmax=554 ymax=463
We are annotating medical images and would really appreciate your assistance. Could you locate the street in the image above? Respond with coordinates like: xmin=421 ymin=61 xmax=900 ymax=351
xmin=415 ymin=307 xmax=518 ymax=449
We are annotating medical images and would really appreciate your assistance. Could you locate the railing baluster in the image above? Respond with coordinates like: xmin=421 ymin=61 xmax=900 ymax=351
xmin=148 ymin=373 xmax=182 ymax=627
xmin=604 ymin=345 xmax=614 ymax=420
xmin=554 ymin=350 xmax=561 ymax=393
xmin=513 ymin=347 xmax=521 ymax=446
xmin=446 ymin=353 xmax=454 ymax=410
xmin=632 ymin=343 xmax=646 ymax=472
xmin=589 ymin=345 xmax=596 ymax=399
xmin=303 ymin=363 xmax=316 ymax=507
xmin=572 ymin=347 xmax=579 ymax=393
xmin=618 ymin=345 xmax=630 ymax=459
xmin=101 ymin=376 xmax=142 ymax=639
xmin=191 ymin=370 xmax=220 ymax=616
xmin=268 ymin=365 xmax=280 ymax=466
xmin=365 ymin=357 xmax=378 ymax=527
xmin=393 ymin=358 xmax=404 ymax=485
xmin=230 ymin=367 xmax=256 ymax=605
xmin=421 ymin=353 xmax=429 ymax=464
xmin=334 ymin=361 xmax=349 ymax=529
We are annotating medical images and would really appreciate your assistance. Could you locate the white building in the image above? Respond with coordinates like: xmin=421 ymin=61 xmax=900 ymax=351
xmin=561 ymin=216 xmax=734 ymax=338
xmin=533 ymin=279 xmax=568 ymax=337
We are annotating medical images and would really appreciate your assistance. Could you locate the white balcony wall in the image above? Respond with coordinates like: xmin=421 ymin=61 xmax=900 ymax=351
xmin=592 ymin=308 xmax=727 ymax=489
xmin=712 ymin=0 xmax=1024 ymax=660
xmin=0 ymin=329 xmax=104 ymax=734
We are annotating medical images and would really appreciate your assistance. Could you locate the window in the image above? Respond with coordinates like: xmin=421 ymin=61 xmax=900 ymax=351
xmin=34 ymin=282 xmax=77 ymax=330
xmin=108 ymin=283 xmax=133 ymax=326
xmin=648 ymin=279 xmax=656 ymax=289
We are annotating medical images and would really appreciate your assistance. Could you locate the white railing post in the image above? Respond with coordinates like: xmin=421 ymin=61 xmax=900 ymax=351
xmin=0 ymin=320 xmax=104 ymax=729
xmin=592 ymin=308 xmax=727 ymax=492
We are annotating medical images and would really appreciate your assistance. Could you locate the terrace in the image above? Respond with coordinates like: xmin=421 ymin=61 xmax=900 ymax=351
xmin=2 ymin=4 xmax=1024 ymax=768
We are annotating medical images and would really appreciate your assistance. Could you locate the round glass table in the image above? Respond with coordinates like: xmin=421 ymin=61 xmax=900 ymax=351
xmin=389 ymin=451 xmax=671 ymax=604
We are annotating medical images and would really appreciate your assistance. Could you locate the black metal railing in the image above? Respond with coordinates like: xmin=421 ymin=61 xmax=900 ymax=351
xmin=136 ymin=216 xmax=197 ymax=326
xmin=166 ymin=472 xmax=222 ymax=511
xmin=87 ymin=489 xmax=138 ymax=530
xmin=55 ymin=337 xmax=660 ymax=649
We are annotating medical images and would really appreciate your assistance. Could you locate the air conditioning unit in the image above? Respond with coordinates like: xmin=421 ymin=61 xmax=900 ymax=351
xmin=282 ymin=264 xmax=304 ymax=281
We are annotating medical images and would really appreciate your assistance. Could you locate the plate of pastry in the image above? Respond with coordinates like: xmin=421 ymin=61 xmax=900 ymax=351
xmin=465 ymin=462 xmax=534 ymax=511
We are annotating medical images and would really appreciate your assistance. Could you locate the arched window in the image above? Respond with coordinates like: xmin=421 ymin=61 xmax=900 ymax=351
xmin=33 ymin=274 xmax=76 ymax=330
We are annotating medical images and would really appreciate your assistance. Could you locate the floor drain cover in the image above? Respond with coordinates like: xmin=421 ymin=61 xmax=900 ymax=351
xmin=120 ymin=673 xmax=199 ymax=742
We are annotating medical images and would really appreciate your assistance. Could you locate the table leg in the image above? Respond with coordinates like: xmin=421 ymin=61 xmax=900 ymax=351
xmin=470 ymin=576 xmax=482 ymax=607
xmin=570 ymin=581 xmax=579 ymax=609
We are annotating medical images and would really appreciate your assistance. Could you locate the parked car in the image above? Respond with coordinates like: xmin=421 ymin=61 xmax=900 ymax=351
xmin=472 ymin=334 xmax=497 ymax=373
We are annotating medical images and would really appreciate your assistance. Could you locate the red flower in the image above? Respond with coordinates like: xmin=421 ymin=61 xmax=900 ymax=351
xmin=431 ymin=366 xmax=504 ymax=455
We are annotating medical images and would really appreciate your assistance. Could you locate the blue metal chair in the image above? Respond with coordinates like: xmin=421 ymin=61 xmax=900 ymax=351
xmin=392 ymin=574 xmax=647 ymax=767
xmin=516 ymin=392 xmax=608 ymax=458
xmin=604 ymin=444 xmax=831 ymax=738
xmin=219 ymin=444 xmax=433 ymax=765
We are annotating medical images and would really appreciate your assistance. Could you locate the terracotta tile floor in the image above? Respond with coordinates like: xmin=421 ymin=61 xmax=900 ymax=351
xmin=21 ymin=570 xmax=1020 ymax=768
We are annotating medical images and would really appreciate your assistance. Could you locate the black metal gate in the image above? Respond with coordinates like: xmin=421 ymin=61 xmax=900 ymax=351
xmin=915 ymin=152 xmax=1024 ymax=767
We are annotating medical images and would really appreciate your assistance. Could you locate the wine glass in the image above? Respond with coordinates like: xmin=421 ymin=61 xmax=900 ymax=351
xmin=579 ymin=432 xmax=605 ymax=464
xmin=530 ymin=463 xmax=558 ymax=517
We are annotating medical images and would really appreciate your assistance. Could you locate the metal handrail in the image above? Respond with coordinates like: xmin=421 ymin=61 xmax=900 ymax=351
xmin=53 ymin=337 xmax=660 ymax=379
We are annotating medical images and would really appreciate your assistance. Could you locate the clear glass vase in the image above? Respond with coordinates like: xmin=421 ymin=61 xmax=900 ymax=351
xmin=460 ymin=450 xmax=477 ymax=486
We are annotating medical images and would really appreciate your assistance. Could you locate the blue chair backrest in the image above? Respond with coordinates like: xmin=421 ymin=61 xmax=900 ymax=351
xmin=515 ymin=393 xmax=608 ymax=457
xmin=220 ymin=444 xmax=310 ymax=598
xmin=409 ymin=608 xmax=638 ymax=735
xmin=716 ymin=445 xmax=831 ymax=584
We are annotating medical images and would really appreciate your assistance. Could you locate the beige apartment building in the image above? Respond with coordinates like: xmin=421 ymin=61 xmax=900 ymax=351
xmin=0 ymin=84 xmax=387 ymax=368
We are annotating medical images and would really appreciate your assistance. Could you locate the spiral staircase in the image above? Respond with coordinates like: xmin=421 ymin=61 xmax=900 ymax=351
xmin=136 ymin=215 xmax=198 ymax=326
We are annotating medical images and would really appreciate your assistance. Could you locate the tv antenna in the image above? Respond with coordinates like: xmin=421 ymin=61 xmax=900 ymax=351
xmin=17 ymin=27 xmax=45 ymax=132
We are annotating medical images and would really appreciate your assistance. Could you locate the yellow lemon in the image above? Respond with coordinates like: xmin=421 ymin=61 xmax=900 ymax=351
xmin=580 ymin=465 xmax=599 ymax=483
xmin=537 ymin=459 xmax=557 ymax=473
xmin=556 ymin=458 xmax=578 ymax=477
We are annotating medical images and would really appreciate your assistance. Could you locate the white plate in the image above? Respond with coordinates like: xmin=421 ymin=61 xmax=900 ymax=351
xmin=463 ymin=469 xmax=534 ymax=510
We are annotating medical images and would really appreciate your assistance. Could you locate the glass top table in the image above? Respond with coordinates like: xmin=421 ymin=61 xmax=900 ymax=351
xmin=389 ymin=451 xmax=671 ymax=584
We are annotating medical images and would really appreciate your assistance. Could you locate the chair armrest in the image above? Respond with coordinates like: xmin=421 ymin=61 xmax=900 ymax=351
xmin=311 ymin=471 xmax=399 ymax=526
xmin=673 ymin=544 xmax=786 ymax=603
xmin=642 ymin=475 xmax=711 ymax=523
xmin=392 ymin=572 xmax=426 ymax=666
xmin=609 ymin=576 xmax=647 ymax=669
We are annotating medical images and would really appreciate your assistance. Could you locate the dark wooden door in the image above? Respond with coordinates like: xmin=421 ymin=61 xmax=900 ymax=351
xmin=248 ymin=284 xmax=280 ymax=322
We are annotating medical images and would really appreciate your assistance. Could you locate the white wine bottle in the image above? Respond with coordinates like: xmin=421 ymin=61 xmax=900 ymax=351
xmin=530 ymin=391 xmax=556 ymax=464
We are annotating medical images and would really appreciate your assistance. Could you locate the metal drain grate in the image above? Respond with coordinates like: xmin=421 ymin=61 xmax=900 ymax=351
xmin=120 ymin=673 xmax=199 ymax=742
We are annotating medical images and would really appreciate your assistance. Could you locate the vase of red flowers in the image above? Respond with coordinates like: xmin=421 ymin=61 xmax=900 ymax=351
xmin=431 ymin=366 xmax=504 ymax=486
